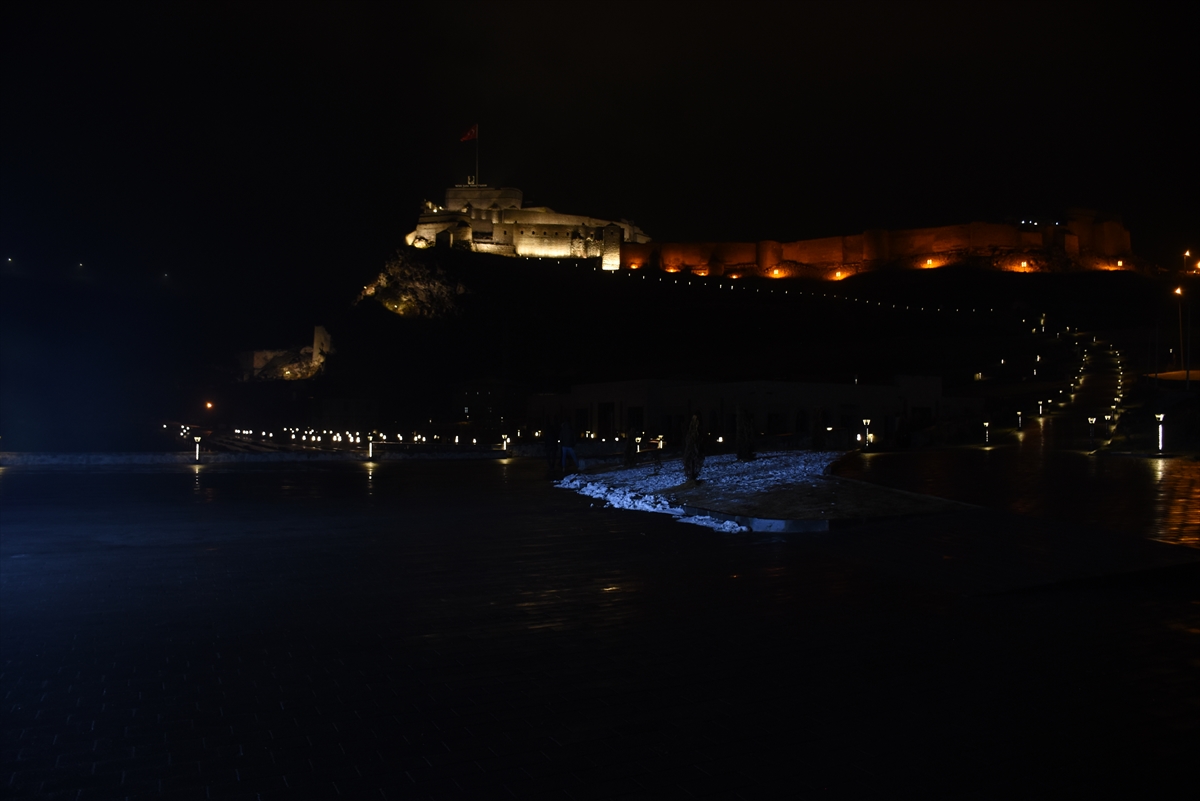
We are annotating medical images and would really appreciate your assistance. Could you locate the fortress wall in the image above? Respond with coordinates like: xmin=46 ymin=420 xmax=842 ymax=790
xmin=602 ymin=225 xmax=622 ymax=270
xmin=504 ymin=210 xmax=594 ymax=228
xmin=756 ymin=240 xmax=783 ymax=271
xmin=613 ymin=218 xmax=1132 ymax=278
xmin=514 ymin=232 xmax=576 ymax=258
xmin=1066 ymin=215 xmax=1095 ymax=252
xmin=713 ymin=242 xmax=756 ymax=265
xmin=1018 ymin=230 xmax=1043 ymax=248
xmin=966 ymin=221 xmax=1021 ymax=250
xmin=1062 ymin=232 xmax=1079 ymax=257
xmin=931 ymin=224 xmax=971 ymax=253
xmin=887 ymin=229 xmax=937 ymax=257
xmin=863 ymin=229 xmax=890 ymax=261
xmin=783 ymin=236 xmax=847 ymax=264
xmin=660 ymin=242 xmax=715 ymax=271
xmin=620 ymin=242 xmax=656 ymax=269
xmin=445 ymin=186 xmax=523 ymax=211
xmin=842 ymin=235 xmax=864 ymax=262
xmin=1093 ymin=220 xmax=1131 ymax=256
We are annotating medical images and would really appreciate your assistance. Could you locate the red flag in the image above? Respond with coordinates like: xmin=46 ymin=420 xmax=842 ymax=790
xmin=460 ymin=124 xmax=478 ymax=142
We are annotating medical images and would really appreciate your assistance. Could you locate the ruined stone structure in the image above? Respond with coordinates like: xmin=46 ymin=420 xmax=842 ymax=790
xmin=620 ymin=209 xmax=1133 ymax=279
xmin=407 ymin=186 xmax=650 ymax=271
xmin=238 ymin=326 xmax=333 ymax=382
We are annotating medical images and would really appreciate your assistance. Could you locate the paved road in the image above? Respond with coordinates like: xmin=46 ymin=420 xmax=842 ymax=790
xmin=2 ymin=460 xmax=1197 ymax=799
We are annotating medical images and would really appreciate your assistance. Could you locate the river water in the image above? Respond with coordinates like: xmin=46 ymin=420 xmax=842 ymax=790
xmin=832 ymin=413 xmax=1199 ymax=548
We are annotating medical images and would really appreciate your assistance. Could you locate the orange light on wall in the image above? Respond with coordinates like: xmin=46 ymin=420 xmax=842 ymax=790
xmin=663 ymin=266 xmax=681 ymax=273
xmin=629 ymin=263 xmax=640 ymax=270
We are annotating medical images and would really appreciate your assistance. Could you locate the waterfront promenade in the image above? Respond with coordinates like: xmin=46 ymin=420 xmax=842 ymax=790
xmin=2 ymin=459 xmax=1196 ymax=799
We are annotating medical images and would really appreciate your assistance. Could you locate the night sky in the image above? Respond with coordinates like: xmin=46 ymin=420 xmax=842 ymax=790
xmin=1 ymin=1 xmax=1195 ymax=448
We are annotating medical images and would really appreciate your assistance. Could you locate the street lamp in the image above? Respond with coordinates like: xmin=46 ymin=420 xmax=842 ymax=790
xmin=862 ymin=418 xmax=871 ymax=449
xmin=1088 ymin=416 xmax=1096 ymax=440
xmin=983 ymin=421 xmax=989 ymax=445
xmin=1175 ymin=286 xmax=1192 ymax=390
xmin=1104 ymin=413 xmax=1111 ymax=437
xmin=194 ymin=435 xmax=201 ymax=462
xmin=1176 ymin=287 xmax=1185 ymax=379
xmin=1017 ymin=410 xmax=1023 ymax=429
xmin=1156 ymin=413 xmax=1164 ymax=452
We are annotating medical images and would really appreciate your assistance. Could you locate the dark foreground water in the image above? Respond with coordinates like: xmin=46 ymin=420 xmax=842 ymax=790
xmin=1 ymin=459 xmax=1197 ymax=799
xmin=834 ymin=415 xmax=1200 ymax=548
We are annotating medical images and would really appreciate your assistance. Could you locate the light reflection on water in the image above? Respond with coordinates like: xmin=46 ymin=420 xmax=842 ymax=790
xmin=834 ymin=416 xmax=1199 ymax=547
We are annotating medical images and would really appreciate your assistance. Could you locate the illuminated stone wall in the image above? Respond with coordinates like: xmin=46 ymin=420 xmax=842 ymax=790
xmin=408 ymin=186 xmax=649 ymax=262
xmin=410 ymin=188 xmax=1132 ymax=279
xmin=624 ymin=212 xmax=1133 ymax=279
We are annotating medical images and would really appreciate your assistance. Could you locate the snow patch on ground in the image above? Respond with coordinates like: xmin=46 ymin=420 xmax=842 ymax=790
xmin=556 ymin=451 xmax=842 ymax=532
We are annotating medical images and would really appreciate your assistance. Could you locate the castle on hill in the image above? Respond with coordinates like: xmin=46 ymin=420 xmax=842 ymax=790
xmin=407 ymin=185 xmax=649 ymax=271
xmin=408 ymin=186 xmax=1133 ymax=278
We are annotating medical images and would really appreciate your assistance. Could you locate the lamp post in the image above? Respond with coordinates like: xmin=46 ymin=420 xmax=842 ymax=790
xmin=862 ymin=418 xmax=871 ymax=449
xmin=1103 ymin=413 xmax=1111 ymax=438
xmin=1088 ymin=416 xmax=1096 ymax=442
xmin=1176 ymin=285 xmax=1192 ymax=390
xmin=983 ymin=421 xmax=989 ymax=445
xmin=194 ymin=435 xmax=201 ymax=462
xmin=1017 ymin=410 xmax=1022 ymax=430
xmin=1175 ymin=287 xmax=1185 ymax=379
xmin=1156 ymin=413 xmax=1164 ymax=452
